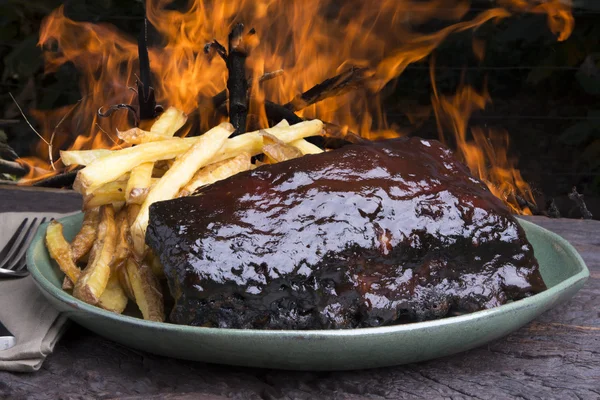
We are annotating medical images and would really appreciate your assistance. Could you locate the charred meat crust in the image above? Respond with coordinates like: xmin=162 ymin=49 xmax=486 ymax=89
xmin=146 ymin=136 xmax=546 ymax=329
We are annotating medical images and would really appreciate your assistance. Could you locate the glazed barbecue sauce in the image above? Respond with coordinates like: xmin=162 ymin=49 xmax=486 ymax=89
xmin=146 ymin=137 xmax=546 ymax=329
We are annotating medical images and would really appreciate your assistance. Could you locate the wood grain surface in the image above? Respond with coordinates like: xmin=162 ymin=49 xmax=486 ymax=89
xmin=0 ymin=186 xmax=598 ymax=400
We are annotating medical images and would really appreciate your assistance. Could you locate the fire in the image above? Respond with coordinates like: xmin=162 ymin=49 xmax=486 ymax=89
xmin=16 ymin=0 xmax=573 ymax=213
xmin=430 ymin=61 xmax=536 ymax=215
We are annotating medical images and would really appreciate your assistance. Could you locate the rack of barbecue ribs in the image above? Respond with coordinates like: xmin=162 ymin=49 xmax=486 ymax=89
xmin=146 ymin=136 xmax=546 ymax=329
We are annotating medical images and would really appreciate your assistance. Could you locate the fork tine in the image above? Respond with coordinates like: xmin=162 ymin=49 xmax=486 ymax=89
xmin=13 ymin=253 xmax=27 ymax=272
xmin=0 ymin=218 xmax=28 ymax=261
xmin=1 ymin=218 xmax=38 ymax=271
xmin=6 ymin=217 xmax=47 ymax=272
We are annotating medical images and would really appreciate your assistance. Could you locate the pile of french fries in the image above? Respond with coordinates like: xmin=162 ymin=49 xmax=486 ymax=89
xmin=45 ymin=106 xmax=324 ymax=322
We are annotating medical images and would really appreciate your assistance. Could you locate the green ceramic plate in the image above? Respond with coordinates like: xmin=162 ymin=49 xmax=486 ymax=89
xmin=27 ymin=214 xmax=589 ymax=371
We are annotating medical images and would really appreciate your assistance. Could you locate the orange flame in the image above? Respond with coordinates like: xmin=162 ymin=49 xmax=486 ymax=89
xmin=17 ymin=0 xmax=573 ymax=213
xmin=430 ymin=61 xmax=536 ymax=215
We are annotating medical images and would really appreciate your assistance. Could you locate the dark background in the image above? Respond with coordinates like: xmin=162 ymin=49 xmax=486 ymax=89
xmin=0 ymin=0 xmax=599 ymax=219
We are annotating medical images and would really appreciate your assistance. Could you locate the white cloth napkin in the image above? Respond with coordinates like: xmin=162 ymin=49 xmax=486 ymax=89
xmin=0 ymin=211 xmax=77 ymax=372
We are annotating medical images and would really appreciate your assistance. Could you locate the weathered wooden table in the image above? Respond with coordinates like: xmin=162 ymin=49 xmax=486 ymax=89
xmin=1 ymin=186 xmax=599 ymax=400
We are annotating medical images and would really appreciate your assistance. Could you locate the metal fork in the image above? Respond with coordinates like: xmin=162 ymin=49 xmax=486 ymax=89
xmin=0 ymin=218 xmax=48 ymax=279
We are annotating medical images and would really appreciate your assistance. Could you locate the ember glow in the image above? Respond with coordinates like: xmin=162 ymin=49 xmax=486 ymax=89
xmin=18 ymin=0 xmax=573 ymax=214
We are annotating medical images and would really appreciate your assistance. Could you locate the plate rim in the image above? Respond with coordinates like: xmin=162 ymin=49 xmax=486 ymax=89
xmin=27 ymin=214 xmax=590 ymax=338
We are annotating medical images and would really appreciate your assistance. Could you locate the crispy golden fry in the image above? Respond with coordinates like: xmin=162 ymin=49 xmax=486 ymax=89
xmin=271 ymin=119 xmax=323 ymax=155
xmin=179 ymin=152 xmax=252 ymax=197
xmin=83 ymin=178 xmax=158 ymax=209
xmin=73 ymin=205 xmax=117 ymax=305
xmin=126 ymin=162 xmax=154 ymax=204
xmin=116 ymin=260 xmax=135 ymax=300
xmin=74 ymin=120 xmax=323 ymax=195
xmin=45 ymin=220 xmax=82 ymax=284
xmin=82 ymin=180 xmax=127 ymax=209
xmin=73 ymin=138 xmax=197 ymax=195
xmin=112 ymin=210 xmax=130 ymax=269
xmin=97 ymin=273 xmax=128 ymax=313
xmin=149 ymin=106 xmax=187 ymax=135
xmin=145 ymin=250 xmax=165 ymax=279
xmin=117 ymin=128 xmax=172 ymax=145
xmin=61 ymin=149 xmax=112 ymax=166
xmin=131 ymin=122 xmax=234 ymax=256
xmin=127 ymin=204 xmax=141 ymax=228
xmin=211 ymin=119 xmax=324 ymax=164
xmin=261 ymin=131 xmax=304 ymax=162
xmin=62 ymin=276 xmax=74 ymax=290
xmin=263 ymin=142 xmax=303 ymax=162
xmin=290 ymin=138 xmax=324 ymax=155
xmin=126 ymin=258 xmax=164 ymax=321
xmin=70 ymin=208 xmax=100 ymax=261
xmin=273 ymin=119 xmax=290 ymax=128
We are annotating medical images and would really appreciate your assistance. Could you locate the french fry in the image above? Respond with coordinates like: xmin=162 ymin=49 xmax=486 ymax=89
xmin=273 ymin=119 xmax=290 ymax=127
xmin=70 ymin=208 xmax=100 ymax=261
xmin=117 ymin=262 xmax=135 ymax=301
xmin=271 ymin=119 xmax=323 ymax=155
xmin=127 ymin=204 xmax=141 ymax=227
xmin=97 ymin=273 xmax=128 ymax=313
xmin=62 ymin=276 xmax=75 ymax=290
xmin=290 ymin=138 xmax=324 ymax=155
xmin=74 ymin=120 xmax=323 ymax=195
xmin=73 ymin=138 xmax=196 ymax=195
xmin=112 ymin=210 xmax=131 ymax=268
xmin=210 ymin=119 xmax=324 ymax=164
xmin=261 ymin=131 xmax=303 ymax=162
xmin=45 ymin=221 xmax=82 ymax=284
xmin=126 ymin=258 xmax=165 ymax=321
xmin=149 ymin=106 xmax=187 ymax=135
xmin=83 ymin=180 xmax=127 ymax=209
xmin=117 ymin=128 xmax=172 ymax=145
xmin=83 ymin=178 xmax=159 ymax=209
xmin=61 ymin=149 xmax=112 ymax=166
xmin=131 ymin=122 xmax=234 ymax=256
xmin=126 ymin=162 xmax=154 ymax=204
xmin=179 ymin=152 xmax=252 ymax=197
xmin=73 ymin=205 xmax=117 ymax=305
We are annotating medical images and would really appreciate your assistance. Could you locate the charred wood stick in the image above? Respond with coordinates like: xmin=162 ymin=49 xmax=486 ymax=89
xmin=227 ymin=23 xmax=250 ymax=136
xmin=32 ymin=168 xmax=81 ymax=188
xmin=264 ymin=100 xmax=303 ymax=125
xmin=0 ymin=159 xmax=29 ymax=177
xmin=568 ymin=187 xmax=593 ymax=219
xmin=284 ymin=67 xmax=373 ymax=112
xmin=204 ymin=40 xmax=227 ymax=62
xmin=546 ymin=199 xmax=561 ymax=219
xmin=137 ymin=17 xmax=161 ymax=121
xmin=259 ymin=69 xmax=284 ymax=83
xmin=514 ymin=194 xmax=541 ymax=216
xmin=212 ymin=70 xmax=284 ymax=112
xmin=263 ymin=101 xmax=362 ymax=149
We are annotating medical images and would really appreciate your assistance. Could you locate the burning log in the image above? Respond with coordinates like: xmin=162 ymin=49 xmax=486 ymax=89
xmin=546 ymin=199 xmax=561 ymax=219
xmin=32 ymin=168 xmax=81 ymax=188
xmin=284 ymin=67 xmax=373 ymax=112
xmin=514 ymin=194 xmax=540 ymax=216
xmin=137 ymin=18 xmax=162 ymax=121
xmin=0 ymin=159 xmax=29 ymax=177
xmin=227 ymin=24 xmax=251 ymax=136
xmin=568 ymin=187 xmax=593 ymax=220
xmin=263 ymin=101 xmax=356 ymax=149
xmin=211 ymin=70 xmax=284 ymax=114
